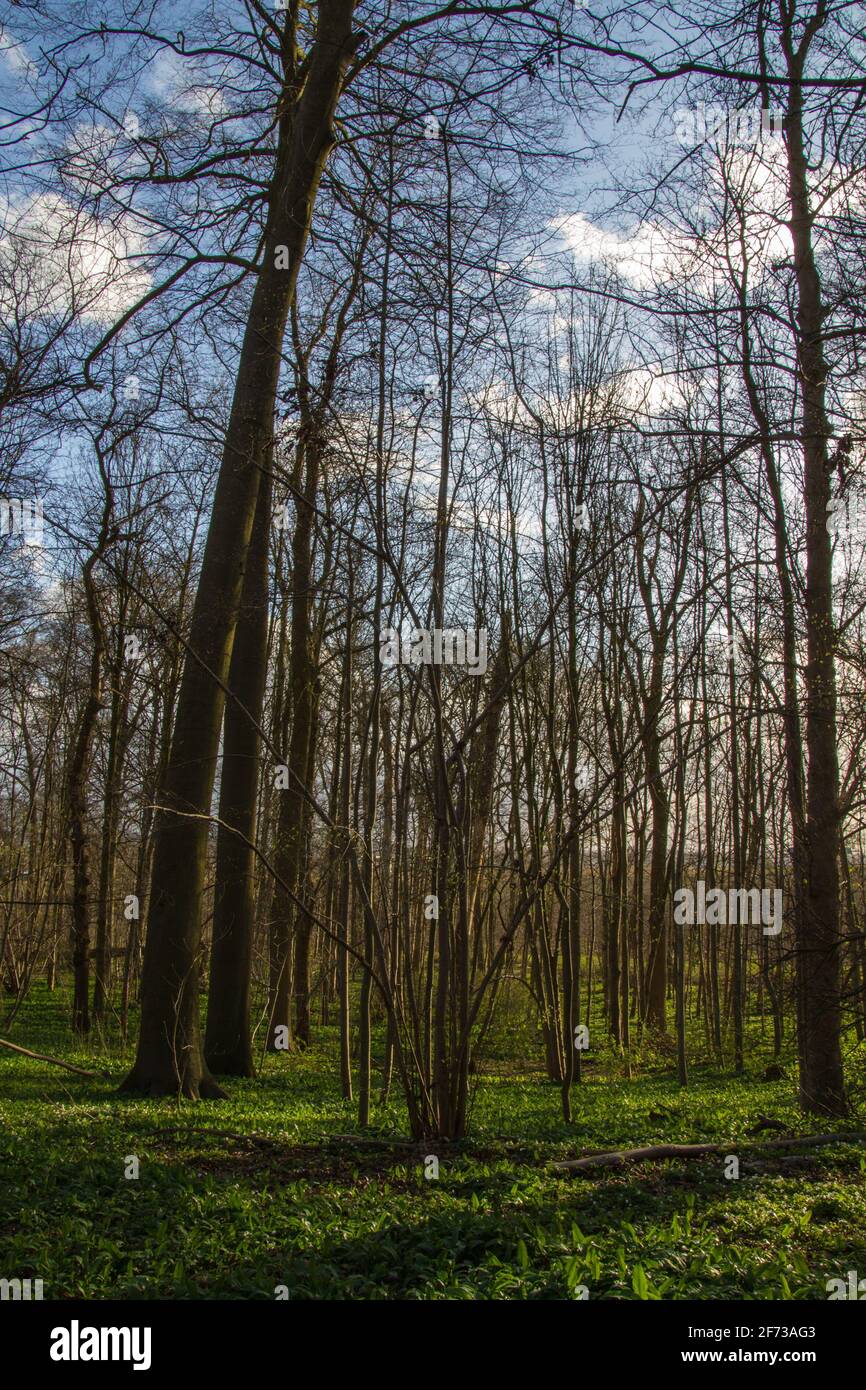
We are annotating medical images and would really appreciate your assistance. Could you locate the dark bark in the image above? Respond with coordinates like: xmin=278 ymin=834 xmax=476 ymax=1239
xmin=781 ymin=20 xmax=846 ymax=1115
xmin=68 ymin=522 xmax=111 ymax=1034
xmin=204 ymin=464 xmax=272 ymax=1076
xmin=122 ymin=0 xmax=359 ymax=1098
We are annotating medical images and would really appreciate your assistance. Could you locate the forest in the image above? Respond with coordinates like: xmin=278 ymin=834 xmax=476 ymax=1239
xmin=1 ymin=0 xmax=866 ymax=1313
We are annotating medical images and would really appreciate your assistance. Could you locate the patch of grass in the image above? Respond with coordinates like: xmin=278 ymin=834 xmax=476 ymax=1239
xmin=1 ymin=984 xmax=865 ymax=1299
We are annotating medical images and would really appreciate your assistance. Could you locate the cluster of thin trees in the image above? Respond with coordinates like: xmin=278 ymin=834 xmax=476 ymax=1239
xmin=1 ymin=1 xmax=865 ymax=1138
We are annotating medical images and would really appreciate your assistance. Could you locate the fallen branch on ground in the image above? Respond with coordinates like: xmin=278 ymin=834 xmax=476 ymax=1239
xmin=552 ymin=1132 xmax=866 ymax=1172
xmin=0 ymin=1036 xmax=109 ymax=1078
xmin=150 ymin=1126 xmax=279 ymax=1149
xmin=325 ymin=1134 xmax=420 ymax=1147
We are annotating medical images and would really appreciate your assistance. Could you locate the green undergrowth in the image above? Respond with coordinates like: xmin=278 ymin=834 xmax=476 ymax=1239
xmin=1 ymin=983 xmax=865 ymax=1299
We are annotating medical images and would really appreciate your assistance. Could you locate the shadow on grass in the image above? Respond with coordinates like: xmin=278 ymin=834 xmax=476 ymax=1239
xmin=3 ymin=1107 xmax=866 ymax=1300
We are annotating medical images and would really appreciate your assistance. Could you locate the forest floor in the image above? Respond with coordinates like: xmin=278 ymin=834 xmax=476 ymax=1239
xmin=2 ymin=984 xmax=865 ymax=1300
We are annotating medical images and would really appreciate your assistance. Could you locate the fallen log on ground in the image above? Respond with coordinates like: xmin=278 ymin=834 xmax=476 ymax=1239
xmin=553 ymin=1132 xmax=866 ymax=1173
xmin=0 ymin=1036 xmax=109 ymax=1078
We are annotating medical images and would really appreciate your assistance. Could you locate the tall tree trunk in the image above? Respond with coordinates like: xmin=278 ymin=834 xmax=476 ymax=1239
xmin=68 ymin=516 xmax=111 ymax=1034
xmin=122 ymin=0 xmax=359 ymax=1098
xmin=782 ymin=22 xmax=845 ymax=1114
xmin=269 ymin=432 xmax=319 ymax=1051
xmin=336 ymin=554 xmax=355 ymax=1101
xmin=205 ymin=463 xmax=271 ymax=1076
xmin=93 ymin=628 xmax=131 ymax=1028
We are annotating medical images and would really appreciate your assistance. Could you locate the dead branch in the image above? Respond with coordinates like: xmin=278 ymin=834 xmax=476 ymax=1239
xmin=0 ymin=1036 xmax=109 ymax=1078
xmin=552 ymin=1132 xmax=866 ymax=1172
xmin=149 ymin=1126 xmax=280 ymax=1148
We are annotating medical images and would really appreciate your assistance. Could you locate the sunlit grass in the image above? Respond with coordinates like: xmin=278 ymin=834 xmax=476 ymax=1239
xmin=1 ymin=983 xmax=864 ymax=1299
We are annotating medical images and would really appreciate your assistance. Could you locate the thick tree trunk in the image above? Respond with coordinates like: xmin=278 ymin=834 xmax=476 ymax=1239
xmin=783 ymin=35 xmax=845 ymax=1115
xmin=204 ymin=465 xmax=271 ymax=1076
xmin=121 ymin=0 xmax=359 ymax=1098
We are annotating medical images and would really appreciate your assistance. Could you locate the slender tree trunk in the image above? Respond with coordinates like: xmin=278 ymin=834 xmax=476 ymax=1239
xmin=270 ymin=431 xmax=319 ymax=1051
xmin=68 ymin=527 xmax=111 ymax=1034
xmin=336 ymin=556 xmax=355 ymax=1101
xmin=93 ymin=634 xmax=131 ymax=1028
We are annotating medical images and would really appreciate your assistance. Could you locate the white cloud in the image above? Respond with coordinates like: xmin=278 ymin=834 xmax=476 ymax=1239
xmin=614 ymin=365 xmax=689 ymax=420
xmin=550 ymin=139 xmax=800 ymax=294
xmin=552 ymin=212 xmax=684 ymax=290
xmin=0 ymin=27 xmax=36 ymax=82
xmin=0 ymin=194 xmax=151 ymax=324
xmin=146 ymin=51 xmax=228 ymax=118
